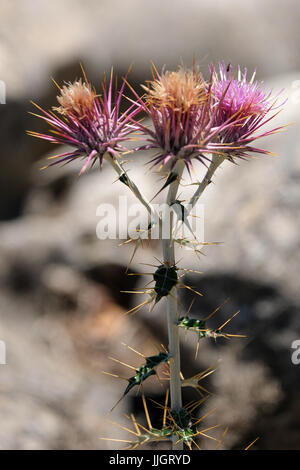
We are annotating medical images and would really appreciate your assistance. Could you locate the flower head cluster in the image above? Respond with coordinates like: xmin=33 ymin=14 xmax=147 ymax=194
xmin=29 ymin=63 xmax=285 ymax=175
xmin=28 ymin=70 xmax=139 ymax=175
xmin=130 ymin=63 xmax=285 ymax=170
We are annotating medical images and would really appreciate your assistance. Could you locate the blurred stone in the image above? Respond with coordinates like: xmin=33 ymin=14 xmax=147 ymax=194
xmin=1 ymin=0 xmax=300 ymax=100
xmin=0 ymin=284 xmax=163 ymax=450
xmin=0 ymin=290 xmax=126 ymax=449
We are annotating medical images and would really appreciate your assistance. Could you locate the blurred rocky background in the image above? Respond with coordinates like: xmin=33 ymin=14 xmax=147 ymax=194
xmin=0 ymin=0 xmax=300 ymax=450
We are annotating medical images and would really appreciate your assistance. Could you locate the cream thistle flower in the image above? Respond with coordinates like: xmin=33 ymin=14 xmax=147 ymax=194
xmin=129 ymin=65 xmax=214 ymax=171
xmin=28 ymin=69 xmax=139 ymax=175
xmin=209 ymin=62 xmax=285 ymax=160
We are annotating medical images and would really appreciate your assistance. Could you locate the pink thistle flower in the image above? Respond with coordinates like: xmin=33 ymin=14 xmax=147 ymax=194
xmin=128 ymin=65 xmax=212 ymax=171
xmin=209 ymin=62 xmax=285 ymax=160
xmin=28 ymin=69 xmax=139 ymax=175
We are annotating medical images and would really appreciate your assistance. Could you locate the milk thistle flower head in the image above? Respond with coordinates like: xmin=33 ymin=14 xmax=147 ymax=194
xmin=210 ymin=62 xmax=285 ymax=159
xmin=28 ymin=69 xmax=139 ymax=175
xmin=130 ymin=65 xmax=211 ymax=171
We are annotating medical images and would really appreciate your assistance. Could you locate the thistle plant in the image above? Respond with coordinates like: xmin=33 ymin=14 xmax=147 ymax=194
xmin=29 ymin=61 xmax=285 ymax=450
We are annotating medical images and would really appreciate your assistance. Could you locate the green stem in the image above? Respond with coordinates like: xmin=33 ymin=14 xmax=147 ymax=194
xmin=188 ymin=154 xmax=225 ymax=210
xmin=162 ymin=160 xmax=185 ymax=450
xmin=104 ymin=152 xmax=160 ymax=227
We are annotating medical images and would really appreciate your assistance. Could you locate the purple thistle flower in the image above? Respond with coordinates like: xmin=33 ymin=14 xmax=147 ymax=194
xmin=128 ymin=65 xmax=213 ymax=171
xmin=209 ymin=62 xmax=285 ymax=159
xmin=28 ymin=69 xmax=139 ymax=175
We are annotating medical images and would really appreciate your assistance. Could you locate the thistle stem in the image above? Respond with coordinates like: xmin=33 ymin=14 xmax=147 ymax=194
xmin=188 ymin=154 xmax=225 ymax=210
xmin=104 ymin=152 xmax=160 ymax=227
xmin=164 ymin=156 xmax=223 ymax=449
xmin=162 ymin=160 xmax=185 ymax=450
xmin=171 ymin=155 xmax=225 ymax=241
